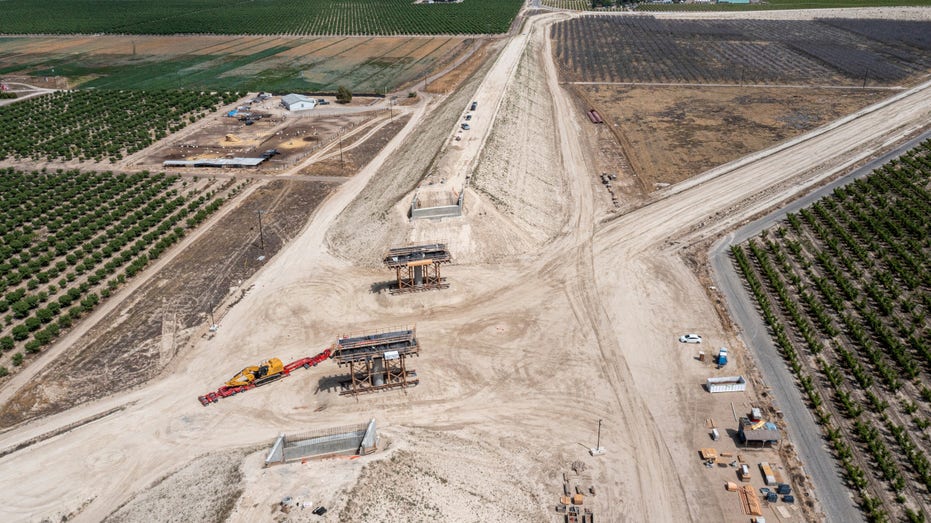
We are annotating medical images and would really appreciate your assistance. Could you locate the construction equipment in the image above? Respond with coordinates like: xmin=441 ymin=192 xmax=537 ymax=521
xmin=226 ymin=358 xmax=285 ymax=387
xmin=198 ymin=349 xmax=331 ymax=406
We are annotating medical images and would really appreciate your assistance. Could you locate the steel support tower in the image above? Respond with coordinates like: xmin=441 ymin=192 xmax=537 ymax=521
xmin=331 ymin=327 xmax=420 ymax=395
xmin=383 ymin=243 xmax=451 ymax=294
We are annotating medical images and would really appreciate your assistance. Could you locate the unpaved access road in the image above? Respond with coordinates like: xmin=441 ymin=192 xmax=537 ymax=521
xmin=0 ymin=8 xmax=929 ymax=523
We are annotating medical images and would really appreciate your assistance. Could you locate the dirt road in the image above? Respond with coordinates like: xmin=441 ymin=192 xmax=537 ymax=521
xmin=0 ymin=8 xmax=929 ymax=523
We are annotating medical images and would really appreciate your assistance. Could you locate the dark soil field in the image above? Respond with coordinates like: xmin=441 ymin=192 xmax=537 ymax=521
xmin=552 ymin=16 xmax=931 ymax=200
xmin=553 ymin=17 xmax=931 ymax=86
xmin=0 ymin=180 xmax=334 ymax=427
xmin=299 ymin=114 xmax=411 ymax=177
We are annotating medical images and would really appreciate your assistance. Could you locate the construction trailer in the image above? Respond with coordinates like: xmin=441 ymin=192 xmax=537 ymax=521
xmin=705 ymin=375 xmax=747 ymax=393
xmin=331 ymin=327 xmax=420 ymax=395
xmin=383 ymin=243 xmax=451 ymax=294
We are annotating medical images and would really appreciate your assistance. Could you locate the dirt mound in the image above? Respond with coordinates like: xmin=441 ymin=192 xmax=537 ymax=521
xmin=224 ymin=134 xmax=241 ymax=143
xmin=325 ymin=54 xmax=497 ymax=267
xmin=103 ymin=449 xmax=248 ymax=523
xmin=339 ymin=430 xmax=551 ymax=522
xmin=471 ymin=33 xmax=568 ymax=246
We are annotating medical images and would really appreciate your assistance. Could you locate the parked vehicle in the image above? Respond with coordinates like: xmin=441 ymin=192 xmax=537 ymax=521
xmin=470 ymin=101 xmax=478 ymax=110
xmin=679 ymin=333 xmax=702 ymax=344
xmin=461 ymin=123 xmax=470 ymax=130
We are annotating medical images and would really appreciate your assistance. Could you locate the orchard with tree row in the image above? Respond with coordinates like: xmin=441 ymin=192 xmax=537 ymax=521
xmin=0 ymin=90 xmax=240 ymax=163
xmin=0 ymin=169 xmax=249 ymax=377
xmin=0 ymin=0 xmax=522 ymax=35
xmin=732 ymin=138 xmax=931 ymax=522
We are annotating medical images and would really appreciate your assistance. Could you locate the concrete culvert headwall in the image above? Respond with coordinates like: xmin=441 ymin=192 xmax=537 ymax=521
xmin=265 ymin=419 xmax=378 ymax=466
xmin=411 ymin=191 xmax=464 ymax=219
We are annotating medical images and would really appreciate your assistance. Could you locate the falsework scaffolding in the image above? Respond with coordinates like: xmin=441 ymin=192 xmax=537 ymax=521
xmin=331 ymin=327 xmax=420 ymax=395
xmin=383 ymin=243 xmax=451 ymax=294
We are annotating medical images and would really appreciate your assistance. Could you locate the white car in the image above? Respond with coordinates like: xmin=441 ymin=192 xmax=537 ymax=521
xmin=679 ymin=334 xmax=702 ymax=344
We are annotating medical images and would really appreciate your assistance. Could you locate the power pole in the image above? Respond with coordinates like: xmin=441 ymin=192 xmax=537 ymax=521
xmin=590 ymin=419 xmax=606 ymax=456
xmin=256 ymin=210 xmax=266 ymax=253
xmin=338 ymin=131 xmax=344 ymax=167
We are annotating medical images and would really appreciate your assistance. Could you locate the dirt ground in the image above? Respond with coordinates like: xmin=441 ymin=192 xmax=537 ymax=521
xmin=574 ymin=85 xmax=893 ymax=200
xmin=139 ymin=97 xmax=376 ymax=172
xmin=103 ymin=448 xmax=250 ymax=523
xmin=1 ymin=8 xmax=931 ymax=523
xmin=424 ymin=40 xmax=496 ymax=95
xmin=299 ymin=115 xmax=411 ymax=178
xmin=0 ymin=179 xmax=334 ymax=427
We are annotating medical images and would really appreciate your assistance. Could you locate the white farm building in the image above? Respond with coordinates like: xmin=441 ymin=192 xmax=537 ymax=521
xmin=281 ymin=94 xmax=317 ymax=111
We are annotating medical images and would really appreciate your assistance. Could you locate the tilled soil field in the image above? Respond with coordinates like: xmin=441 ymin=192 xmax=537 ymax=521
xmin=299 ymin=115 xmax=412 ymax=177
xmin=0 ymin=180 xmax=334 ymax=427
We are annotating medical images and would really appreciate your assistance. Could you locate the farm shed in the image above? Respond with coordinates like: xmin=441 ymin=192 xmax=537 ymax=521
xmin=281 ymin=94 xmax=317 ymax=111
xmin=705 ymin=376 xmax=747 ymax=393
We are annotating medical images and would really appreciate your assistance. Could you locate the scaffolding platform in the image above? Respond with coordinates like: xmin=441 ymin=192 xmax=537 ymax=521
xmin=383 ymin=243 xmax=451 ymax=294
xmin=331 ymin=327 xmax=420 ymax=395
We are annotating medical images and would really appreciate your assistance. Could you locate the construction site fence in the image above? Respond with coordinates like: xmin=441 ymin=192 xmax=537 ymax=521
xmin=284 ymin=422 xmax=369 ymax=445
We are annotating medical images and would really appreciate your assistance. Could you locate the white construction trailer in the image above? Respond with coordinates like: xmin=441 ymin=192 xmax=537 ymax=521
xmin=705 ymin=375 xmax=747 ymax=393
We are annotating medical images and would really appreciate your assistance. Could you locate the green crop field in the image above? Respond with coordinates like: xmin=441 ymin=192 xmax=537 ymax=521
xmin=732 ymin=139 xmax=931 ymax=521
xmin=0 ymin=0 xmax=522 ymax=35
xmin=0 ymin=90 xmax=239 ymax=162
xmin=0 ymin=170 xmax=246 ymax=377
xmin=0 ymin=35 xmax=470 ymax=92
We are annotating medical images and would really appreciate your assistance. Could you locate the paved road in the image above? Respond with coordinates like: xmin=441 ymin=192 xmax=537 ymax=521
xmin=709 ymin=128 xmax=931 ymax=523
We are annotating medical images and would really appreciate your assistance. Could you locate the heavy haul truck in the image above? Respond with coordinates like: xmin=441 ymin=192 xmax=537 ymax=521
xmin=198 ymin=349 xmax=330 ymax=406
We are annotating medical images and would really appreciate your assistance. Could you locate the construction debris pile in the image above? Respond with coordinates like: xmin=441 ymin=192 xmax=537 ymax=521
xmin=555 ymin=461 xmax=595 ymax=523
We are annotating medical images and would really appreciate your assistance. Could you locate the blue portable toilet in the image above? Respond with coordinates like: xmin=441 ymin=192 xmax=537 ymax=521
xmin=716 ymin=348 xmax=728 ymax=367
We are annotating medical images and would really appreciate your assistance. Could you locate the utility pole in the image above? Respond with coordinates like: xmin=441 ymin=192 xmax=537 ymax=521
xmin=256 ymin=210 xmax=266 ymax=254
xmin=590 ymin=419 xmax=606 ymax=456
xmin=338 ymin=131 xmax=344 ymax=167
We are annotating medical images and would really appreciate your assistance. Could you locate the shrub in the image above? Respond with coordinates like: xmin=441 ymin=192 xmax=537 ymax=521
xmin=336 ymin=86 xmax=353 ymax=104
xmin=11 ymin=325 xmax=29 ymax=341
